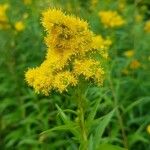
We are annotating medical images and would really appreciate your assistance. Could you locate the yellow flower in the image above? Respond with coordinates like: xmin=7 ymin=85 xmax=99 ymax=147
xmin=124 ymin=50 xmax=134 ymax=58
xmin=130 ymin=60 xmax=141 ymax=70
xmin=99 ymin=10 xmax=125 ymax=28
xmin=15 ymin=21 xmax=25 ymax=31
xmin=73 ymin=59 xmax=104 ymax=85
xmin=0 ymin=4 xmax=9 ymax=29
xmin=92 ymin=35 xmax=112 ymax=59
xmin=144 ymin=20 xmax=150 ymax=33
xmin=91 ymin=0 xmax=98 ymax=8
xmin=147 ymin=125 xmax=150 ymax=134
xmin=53 ymin=71 xmax=77 ymax=93
xmin=42 ymin=9 xmax=94 ymax=56
xmin=25 ymin=61 xmax=53 ymax=95
xmin=25 ymin=8 xmax=109 ymax=95
xmin=118 ymin=0 xmax=126 ymax=11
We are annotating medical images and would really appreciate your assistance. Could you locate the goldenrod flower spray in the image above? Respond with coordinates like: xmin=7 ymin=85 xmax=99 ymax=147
xmin=25 ymin=8 xmax=112 ymax=149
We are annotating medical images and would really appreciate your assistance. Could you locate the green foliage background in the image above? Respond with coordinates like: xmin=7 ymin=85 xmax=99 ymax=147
xmin=0 ymin=0 xmax=150 ymax=149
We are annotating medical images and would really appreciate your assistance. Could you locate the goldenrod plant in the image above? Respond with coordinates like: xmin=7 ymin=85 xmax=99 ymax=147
xmin=25 ymin=9 xmax=115 ymax=150
xmin=0 ymin=0 xmax=150 ymax=150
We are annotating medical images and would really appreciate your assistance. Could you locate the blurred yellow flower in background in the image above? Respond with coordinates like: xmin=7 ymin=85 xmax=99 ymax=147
xmin=99 ymin=10 xmax=125 ymax=28
xmin=91 ymin=0 xmax=98 ymax=8
xmin=0 ymin=4 xmax=9 ymax=29
xmin=15 ymin=21 xmax=25 ymax=31
xmin=118 ymin=0 xmax=126 ymax=11
xmin=146 ymin=125 xmax=150 ymax=134
xmin=130 ymin=60 xmax=141 ymax=70
xmin=135 ymin=14 xmax=143 ymax=23
xmin=124 ymin=50 xmax=135 ymax=58
xmin=144 ymin=20 xmax=150 ymax=33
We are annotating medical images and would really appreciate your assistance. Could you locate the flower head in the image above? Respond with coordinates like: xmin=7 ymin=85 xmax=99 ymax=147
xmin=147 ymin=125 xmax=150 ymax=134
xmin=73 ymin=59 xmax=105 ymax=85
xmin=144 ymin=20 xmax=150 ymax=33
xmin=99 ymin=10 xmax=125 ymax=28
xmin=15 ymin=21 xmax=25 ymax=32
xmin=25 ymin=8 xmax=110 ymax=95
xmin=0 ymin=4 xmax=9 ymax=29
xmin=124 ymin=50 xmax=134 ymax=58
xmin=130 ymin=60 xmax=141 ymax=70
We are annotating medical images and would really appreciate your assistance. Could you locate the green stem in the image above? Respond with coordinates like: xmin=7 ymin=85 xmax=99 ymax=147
xmin=109 ymin=78 xmax=128 ymax=149
xmin=76 ymin=86 xmax=88 ymax=150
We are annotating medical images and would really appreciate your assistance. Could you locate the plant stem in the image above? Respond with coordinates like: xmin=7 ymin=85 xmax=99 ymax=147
xmin=109 ymin=78 xmax=128 ymax=149
xmin=76 ymin=86 xmax=88 ymax=150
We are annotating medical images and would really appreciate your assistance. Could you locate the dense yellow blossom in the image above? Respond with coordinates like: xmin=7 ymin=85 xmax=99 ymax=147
xmin=92 ymin=35 xmax=112 ymax=59
xmin=0 ymin=4 xmax=9 ymax=29
xmin=25 ymin=8 xmax=110 ymax=95
xmin=124 ymin=50 xmax=134 ymax=58
xmin=99 ymin=10 xmax=125 ymax=28
xmin=42 ymin=9 xmax=94 ymax=56
xmin=15 ymin=21 xmax=25 ymax=31
xmin=144 ymin=20 xmax=150 ymax=33
xmin=53 ymin=71 xmax=77 ymax=93
xmin=73 ymin=59 xmax=104 ymax=85
xmin=25 ymin=61 xmax=53 ymax=95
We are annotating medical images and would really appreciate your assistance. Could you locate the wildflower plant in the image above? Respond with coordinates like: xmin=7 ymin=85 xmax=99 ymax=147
xmin=24 ymin=8 xmax=120 ymax=150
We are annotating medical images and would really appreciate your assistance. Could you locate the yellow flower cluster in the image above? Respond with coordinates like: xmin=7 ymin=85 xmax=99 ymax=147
xmin=144 ymin=20 xmax=150 ymax=33
xmin=130 ymin=60 xmax=141 ymax=70
xmin=25 ymin=9 xmax=111 ymax=95
xmin=147 ymin=125 xmax=150 ymax=134
xmin=124 ymin=50 xmax=134 ymax=58
xmin=99 ymin=10 xmax=125 ymax=28
xmin=0 ymin=4 xmax=9 ymax=29
xmin=14 ymin=21 xmax=25 ymax=32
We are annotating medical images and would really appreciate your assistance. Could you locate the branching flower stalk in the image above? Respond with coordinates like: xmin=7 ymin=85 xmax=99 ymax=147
xmin=25 ymin=8 xmax=111 ymax=148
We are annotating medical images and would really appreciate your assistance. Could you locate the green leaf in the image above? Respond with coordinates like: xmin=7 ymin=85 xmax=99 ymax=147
xmin=124 ymin=97 xmax=150 ymax=114
xmin=39 ymin=124 xmax=79 ymax=142
xmin=56 ymin=104 xmax=72 ymax=124
xmin=97 ymin=144 xmax=127 ymax=150
xmin=87 ymin=97 xmax=102 ymax=127
xmin=94 ymin=109 xmax=116 ymax=149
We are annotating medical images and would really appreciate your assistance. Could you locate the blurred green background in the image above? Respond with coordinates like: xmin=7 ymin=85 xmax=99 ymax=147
xmin=0 ymin=0 xmax=150 ymax=149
